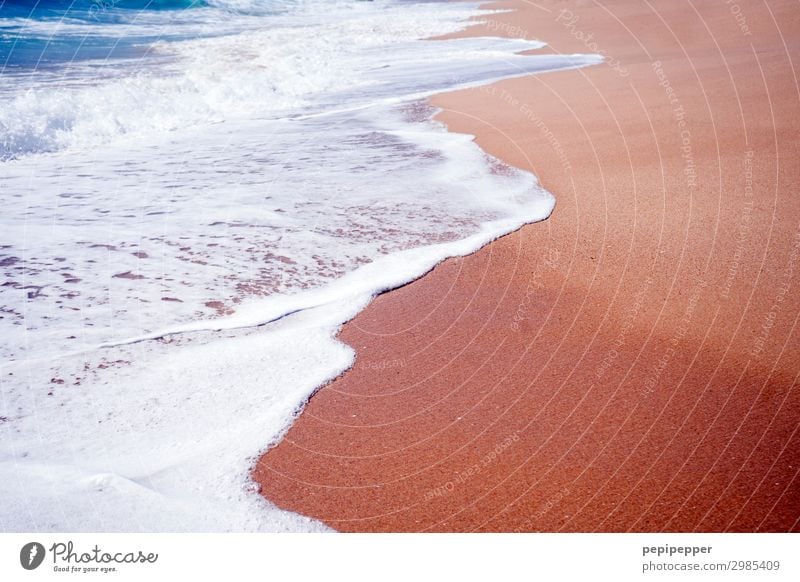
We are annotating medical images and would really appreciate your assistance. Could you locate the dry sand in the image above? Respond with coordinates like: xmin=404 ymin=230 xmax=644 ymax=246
xmin=254 ymin=0 xmax=800 ymax=531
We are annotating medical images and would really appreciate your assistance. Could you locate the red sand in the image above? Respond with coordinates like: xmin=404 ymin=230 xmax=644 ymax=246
xmin=254 ymin=0 xmax=800 ymax=531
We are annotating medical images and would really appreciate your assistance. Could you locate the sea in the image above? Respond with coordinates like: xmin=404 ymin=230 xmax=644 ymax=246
xmin=0 ymin=0 xmax=600 ymax=531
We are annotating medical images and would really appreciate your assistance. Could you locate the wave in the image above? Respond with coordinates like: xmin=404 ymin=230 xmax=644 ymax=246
xmin=0 ymin=0 xmax=338 ymax=71
xmin=1 ymin=0 xmax=584 ymax=161
xmin=0 ymin=0 xmax=209 ymax=12
xmin=0 ymin=0 xmax=306 ymax=18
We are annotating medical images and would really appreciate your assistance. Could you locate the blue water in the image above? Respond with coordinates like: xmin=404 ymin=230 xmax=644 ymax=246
xmin=0 ymin=0 xmax=292 ymax=69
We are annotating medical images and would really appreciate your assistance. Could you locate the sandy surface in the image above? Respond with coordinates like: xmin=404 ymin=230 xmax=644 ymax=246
xmin=253 ymin=0 xmax=800 ymax=531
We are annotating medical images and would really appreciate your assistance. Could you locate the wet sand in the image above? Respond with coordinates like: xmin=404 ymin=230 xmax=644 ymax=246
xmin=254 ymin=0 xmax=800 ymax=531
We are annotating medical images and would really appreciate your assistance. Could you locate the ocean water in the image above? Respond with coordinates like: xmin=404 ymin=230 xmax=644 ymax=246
xmin=0 ymin=0 xmax=601 ymax=531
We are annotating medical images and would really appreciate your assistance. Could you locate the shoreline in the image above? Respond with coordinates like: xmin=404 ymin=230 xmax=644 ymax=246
xmin=254 ymin=0 xmax=800 ymax=531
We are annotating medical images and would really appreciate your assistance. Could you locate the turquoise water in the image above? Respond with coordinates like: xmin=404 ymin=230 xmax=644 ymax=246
xmin=0 ymin=0 xmax=291 ymax=69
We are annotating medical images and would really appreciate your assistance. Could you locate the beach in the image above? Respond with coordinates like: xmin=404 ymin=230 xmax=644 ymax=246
xmin=254 ymin=0 xmax=800 ymax=532
xmin=3 ymin=0 xmax=591 ymax=532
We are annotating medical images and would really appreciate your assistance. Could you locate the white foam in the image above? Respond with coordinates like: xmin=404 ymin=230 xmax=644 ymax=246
xmin=0 ymin=55 xmax=598 ymax=363
xmin=0 ymin=197 xmax=552 ymax=531
xmin=0 ymin=0 xmax=588 ymax=159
